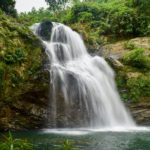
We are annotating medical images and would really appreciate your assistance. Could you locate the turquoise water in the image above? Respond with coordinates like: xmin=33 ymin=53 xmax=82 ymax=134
xmin=9 ymin=128 xmax=150 ymax=150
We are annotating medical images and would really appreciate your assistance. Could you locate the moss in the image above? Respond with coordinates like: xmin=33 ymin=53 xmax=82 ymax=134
xmin=0 ymin=62 xmax=5 ymax=91
xmin=126 ymin=75 xmax=150 ymax=101
xmin=116 ymin=65 xmax=150 ymax=102
xmin=0 ymin=12 xmax=51 ymax=130
xmin=124 ymin=40 xmax=136 ymax=50
xmin=122 ymin=48 xmax=150 ymax=71
xmin=0 ymin=13 xmax=43 ymax=103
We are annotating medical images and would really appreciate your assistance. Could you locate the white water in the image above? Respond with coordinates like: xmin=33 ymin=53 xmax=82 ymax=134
xmin=31 ymin=22 xmax=136 ymax=128
xmin=42 ymin=127 xmax=150 ymax=135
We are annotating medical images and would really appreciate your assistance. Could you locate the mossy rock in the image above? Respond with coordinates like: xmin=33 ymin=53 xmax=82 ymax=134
xmin=36 ymin=20 xmax=53 ymax=41
xmin=103 ymin=37 xmax=150 ymax=103
xmin=0 ymin=13 xmax=49 ymax=130
xmin=115 ymin=65 xmax=150 ymax=103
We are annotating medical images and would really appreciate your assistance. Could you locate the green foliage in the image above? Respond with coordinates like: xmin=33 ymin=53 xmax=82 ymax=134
xmin=123 ymin=48 xmax=150 ymax=70
xmin=67 ymin=2 xmax=101 ymax=23
xmin=0 ymin=135 xmax=75 ymax=150
xmin=0 ymin=0 xmax=17 ymax=17
xmin=45 ymin=0 xmax=69 ymax=12
xmin=57 ymin=140 xmax=75 ymax=150
xmin=132 ymin=0 xmax=150 ymax=15
xmin=17 ymin=0 xmax=150 ymax=49
xmin=3 ymin=48 xmax=26 ymax=65
xmin=116 ymin=69 xmax=150 ymax=102
xmin=10 ymin=71 xmax=23 ymax=88
xmin=18 ymin=8 xmax=53 ymax=26
xmin=78 ymin=12 xmax=93 ymax=23
xmin=0 ymin=132 xmax=33 ymax=150
xmin=120 ymin=47 xmax=150 ymax=101
xmin=0 ymin=12 xmax=43 ymax=106
xmin=126 ymin=75 xmax=150 ymax=102
xmin=124 ymin=41 xmax=136 ymax=50
xmin=0 ymin=63 xmax=5 ymax=90
xmin=63 ymin=1 xmax=150 ymax=37
xmin=62 ymin=140 xmax=75 ymax=150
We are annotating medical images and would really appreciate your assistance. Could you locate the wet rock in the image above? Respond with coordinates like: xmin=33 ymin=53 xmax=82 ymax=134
xmin=37 ymin=20 xmax=53 ymax=41
xmin=0 ymin=86 xmax=49 ymax=131
xmin=107 ymin=56 xmax=124 ymax=69
xmin=128 ymin=101 xmax=150 ymax=126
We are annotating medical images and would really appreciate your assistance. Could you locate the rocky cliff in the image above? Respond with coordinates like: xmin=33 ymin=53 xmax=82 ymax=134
xmin=0 ymin=13 xmax=49 ymax=130
xmin=103 ymin=37 xmax=150 ymax=126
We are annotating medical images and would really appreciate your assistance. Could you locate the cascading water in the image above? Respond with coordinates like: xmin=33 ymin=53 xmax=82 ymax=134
xmin=31 ymin=22 xmax=136 ymax=128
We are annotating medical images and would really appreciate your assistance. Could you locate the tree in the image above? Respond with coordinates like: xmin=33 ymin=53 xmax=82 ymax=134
xmin=0 ymin=0 xmax=17 ymax=17
xmin=45 ymin=0 xmax=69 ymax=12
xmin=132 ymin=0 xmax=150 ymax=14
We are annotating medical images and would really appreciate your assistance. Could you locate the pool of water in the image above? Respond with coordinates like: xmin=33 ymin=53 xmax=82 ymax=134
xmin=3 ymin=127 xmax=150 ymax=150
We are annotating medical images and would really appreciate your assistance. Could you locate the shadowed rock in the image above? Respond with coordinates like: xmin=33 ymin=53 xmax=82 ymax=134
xmin=37 ymin=20 xmax=53 ymax=41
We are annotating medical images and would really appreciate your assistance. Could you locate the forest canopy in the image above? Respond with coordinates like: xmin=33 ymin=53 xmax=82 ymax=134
xmin=0 ymin=0 xmax=17 ymax=17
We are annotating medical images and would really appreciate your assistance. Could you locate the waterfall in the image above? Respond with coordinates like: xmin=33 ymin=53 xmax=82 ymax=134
xmin=31 ymin=22 xmax=135 ymax=128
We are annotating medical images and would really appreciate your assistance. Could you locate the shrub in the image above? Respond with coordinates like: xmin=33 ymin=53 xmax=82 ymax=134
xmin=65 ymin=1 xmax=150 ymax=37
xmin=78 ymin=12 xmax=93 ymax=23
xmin=10 ymin=71 xmax=23 ymax=88
xmin=127 ymin=75 xmax=150 ymax=102
xmin=116 ymin=70 xmax=150 ymax=102
xmin=67 ymin=2 xmax=102 ymax=23
xmin=18 ymin=8 xmax=53 ymax=26
xmin=123 ymin=48 xmax=150 ymax=70
xmin=124 ymin=41 xmax=136 ymax=50
xmin=4 ymin=48 xmax=26 ymax=65
xmin=0 ymin=63 xmax=5 ymax=90
xmin=18 ymin=1 xmax=150 ymax=38
xmin=0 ymin=0 xmax=17 ymax=17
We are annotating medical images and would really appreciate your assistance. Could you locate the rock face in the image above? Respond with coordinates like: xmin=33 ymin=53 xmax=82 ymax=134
xmin=0 ymin=13 xmax=50 ymax=131
xmin=36 ymin=20 xmax=53 ymax=41
xmin=128 ymin=101 xmax=150 ymax=126
xmin=0 ymin=87 xmax=49 ymax=130
xmin=102 ymin=37 xmax=150 ymax=59
xmin=101 ymin=37 xmax=150 ymax=126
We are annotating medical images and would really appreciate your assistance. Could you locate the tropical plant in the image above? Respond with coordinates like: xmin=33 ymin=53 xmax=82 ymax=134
xmin=0 ymin=132 xmax=33 ymax=150
xmin=57 ymin=140 xmax=75 ymax=150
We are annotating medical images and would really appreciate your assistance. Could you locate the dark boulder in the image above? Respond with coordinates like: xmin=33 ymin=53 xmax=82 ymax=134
xmin=37 ymin=20 xmax=53 ymax=41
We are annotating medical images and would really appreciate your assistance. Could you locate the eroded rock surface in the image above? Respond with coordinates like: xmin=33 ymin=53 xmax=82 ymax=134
xmin=128 ymin=101 xmax=150 ymax=126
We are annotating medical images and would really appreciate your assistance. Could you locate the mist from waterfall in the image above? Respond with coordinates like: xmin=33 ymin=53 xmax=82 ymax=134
xmin=31 ymin=22 xmax=136 ymax=128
